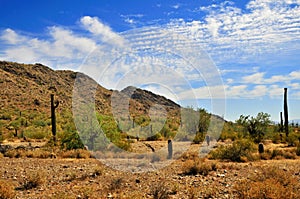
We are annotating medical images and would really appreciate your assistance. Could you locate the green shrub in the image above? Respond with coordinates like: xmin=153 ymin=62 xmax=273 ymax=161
xmin=60 ymin=132 xmax=84 ymax=150
xmin=209 ymin=139 xmax=256 ymax=162
xmin=193 ymin=133 xmax=205 ymax=144
xmin=146 ymin=133 xmax=162 ymax=141
xmin=271 ymin=133 xmax=284 ymax=144
xmin=286 ymin=132 xmax=300 ymax=146
xmin=32 ymin=119 xmax=47 ymax=127
xmin=0 ymin=113 xmax=12 ymax=120
xmin=23 ymin=126 xmax=50 ymax=139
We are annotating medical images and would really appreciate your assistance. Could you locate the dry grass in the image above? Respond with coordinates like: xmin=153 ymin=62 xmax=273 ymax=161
xmin=150 ymin=182 xmax=169 ymax=199
xmin=235 ymin=166 xmax=300 ymax=199
xmin=17 ymin=171 xmax=46 ymax=190
xmin=4 ymin=148 xmax=55 ymax=158
xmin=260 ymin=148 xmax=297 ymax=160
xmin=0 ymin=179 xmax=16 ymax=199
xmin=59 ymin=149 xmax=91 ymax=159
xmin=109 ymin=177 xmax=124 ymax=191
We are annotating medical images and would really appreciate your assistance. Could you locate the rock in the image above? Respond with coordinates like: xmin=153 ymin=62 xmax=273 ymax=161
xmin=217 ymin=174 xmax=225 ymax=177
xmin=0 ymin=145 xmax=12 ymax=153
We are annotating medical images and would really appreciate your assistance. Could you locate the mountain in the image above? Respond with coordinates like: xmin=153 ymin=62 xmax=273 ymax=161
xmin=0 ymin=61 xmax=181 ymax=137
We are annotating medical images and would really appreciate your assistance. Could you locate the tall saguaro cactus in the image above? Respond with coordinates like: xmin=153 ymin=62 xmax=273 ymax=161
xmin=284 ymin=88 xmax=289 ymax=137
xmin=280 ymin=112 xmax=283 ymax=132
xmin=51 ymin=94 xmax=59 ymax=143
xmin=167 ymin=139 xmax=173 ymax=159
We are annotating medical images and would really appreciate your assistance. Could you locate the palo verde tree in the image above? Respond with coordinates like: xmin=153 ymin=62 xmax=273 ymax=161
xmin=236 ymin=112 xmax=272 ymax=143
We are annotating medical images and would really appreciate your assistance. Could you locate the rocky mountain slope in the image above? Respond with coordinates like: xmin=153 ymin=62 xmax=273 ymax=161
xmin=0 ymin=61 xmax=180 ymax=137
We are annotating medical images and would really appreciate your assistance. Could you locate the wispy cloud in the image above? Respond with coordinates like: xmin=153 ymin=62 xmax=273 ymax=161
xmin=170 ymin=0 xmax=300 ymax=64
xmin=80 ymin=16 xmax=125 ymax=46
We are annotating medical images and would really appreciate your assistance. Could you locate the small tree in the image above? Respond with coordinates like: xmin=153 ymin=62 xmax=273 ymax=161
xmin=236 ymin=112 xmax=272 ymax=143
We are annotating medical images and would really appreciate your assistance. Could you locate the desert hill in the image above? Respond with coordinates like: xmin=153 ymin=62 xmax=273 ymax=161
xmin=0 ymin=61 xmax=181 ymax=140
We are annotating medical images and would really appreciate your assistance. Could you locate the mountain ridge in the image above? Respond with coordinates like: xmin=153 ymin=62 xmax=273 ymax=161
xmin=0 ymin=61 xmax=181 ymax=137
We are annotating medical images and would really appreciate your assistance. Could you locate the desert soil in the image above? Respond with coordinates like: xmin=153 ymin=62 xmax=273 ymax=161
xmin=1 ymin=142 xmax=300 ymax=198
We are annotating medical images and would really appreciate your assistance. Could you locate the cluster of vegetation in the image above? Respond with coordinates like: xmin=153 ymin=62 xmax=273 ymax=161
xmin=1 ymin=91 xmax=300 ymax=163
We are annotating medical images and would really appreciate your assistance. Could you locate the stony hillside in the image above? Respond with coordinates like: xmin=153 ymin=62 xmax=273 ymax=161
xmin=0 ymin=61 xmax=181 ymax=138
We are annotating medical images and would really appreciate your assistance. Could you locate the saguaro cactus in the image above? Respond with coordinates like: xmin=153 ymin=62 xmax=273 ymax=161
xmin=51 ymin=94 xmax=59 ymax=143
xmin=283 ymin=88 xmax=289 ymax=137
xmin=280 ymin=112 xmax=283 ymax=132
xmin=167 ymin=139 xmax=173 ymax=159
xmin=132 ymin=116 xmax=135 ymax=128
xmin=258 ymin=143 xmax=264 ymax=154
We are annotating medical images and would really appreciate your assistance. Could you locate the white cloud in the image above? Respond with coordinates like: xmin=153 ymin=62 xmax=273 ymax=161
xmin=240 ymin=70 xmax=300 ymax=85
xmin=80 ymin=16 xmax=125 ymax=46
xmin=242 ymin=72 xmax=265 ymax=84
xmin=246 ymin=85 xmax=268 ymax=98
xmin=269 ymin=85 xmax=283 ymax=98
xmin=172 ymin=4 xmax=180 ymax=9
xmin=0 ymin=16 xmax=127 ymax=70
xmin=1 ymin=29 xmax=25 ymax=44
xmin=226 ymin=85 xmax=248 ymax=98
xmin=49 ymin=26 xmax=96 ymax=55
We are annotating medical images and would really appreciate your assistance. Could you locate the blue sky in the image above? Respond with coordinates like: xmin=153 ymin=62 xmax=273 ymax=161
xmin=0 ymin=0 xmax=300 ymax=122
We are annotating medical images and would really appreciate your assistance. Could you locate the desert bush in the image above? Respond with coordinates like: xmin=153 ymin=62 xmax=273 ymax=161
xmin=296 ymin=144 xmax=300 ymax=156
xmin=146 ymin=133 xmax=162 ymax=141
xmin=181 ymin=151 xmax=199 ymax=161
xmin=193 ymin=133 xmax=205 ymax=144
xmin=0 ymin=179 xmax=15 ymax=199
xmin=0 ymin=113 xmax=12 ymax=120
xmin=259 ymin=148 xmax=293 ymax=161
xmin=209 ymin=139 xmax=257 ymax=162
xmin=271 ymin=133 xmax=285 ymax=144
xmin=60 ymin=131 xmax=84 ymax=150
xmin=0 ymin=132 xmax=3 ymax=143
xmin=235 ymin=166 xmax=300 ymax=198
xmin=23 ymin=126 xmax=50 ymax=139
xmin=26 ymin=149 xmax=53 ymax=158
xmin=60 ymin=149 xmax=91 ymax=159
xmin=18 ymin=171 xmax=46 ymax=190
xmin=114 ymin=140 xmax=131 ymax=151
xmin=182 ymin=159 xmax=217 ymax=176
xmin=236 ymin=112 xmax=272 ymax=143
xmin=109 ymin=178 xmax=123 ymax=191
xmin=219 ymin=131 xmax=239 ymax=142
xmin=91 ymin=166 xmax=102 ymax=177
xmin=286 ymin=131 xmax=300 ymax=146
xmin=65 ymin=172 xmax=77 ymax=182
xmin=150 ymin=182 xmax=169 ymax=199
xmin=4 ymin=149 xmax=26 ymax=158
